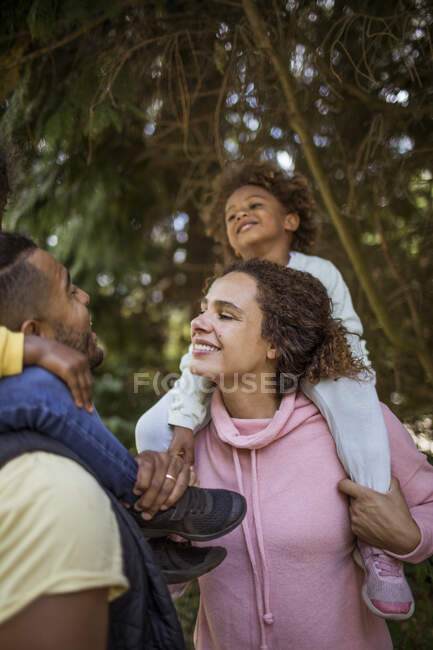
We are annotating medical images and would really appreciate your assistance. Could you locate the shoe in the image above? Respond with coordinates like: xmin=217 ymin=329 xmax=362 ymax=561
xmin=149 ymin=537 xmax=227 ymax=584
xmin=353 ymin=542 xmax=415 ymax=620
xmin=138 ymin=486 xmax=246 ymax=541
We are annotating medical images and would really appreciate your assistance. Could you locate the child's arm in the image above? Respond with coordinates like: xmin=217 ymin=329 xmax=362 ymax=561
xmin=0 ymin=327 xmax=24 ymax=377
xmin=135 ymin=348 xmax=214 ymax=463
xmin=0 ymin=367 xmax=138 ymax=505
xmin=312 ymin=259 xmax=370 ymax=364
xmin=0 ymin=367 xmax=193 ymax=514
xmin=23 ymin=336 xmax=93 ymax=412
xmin=169 ymin=425 xmax=196 ymax=466
xmin=0 ymin=326 xmax=93 ymax=411
xmin=168 ymin=347 xmax=215 ymax=429
xmin=167 ymin=347 xmax=215 ymax=462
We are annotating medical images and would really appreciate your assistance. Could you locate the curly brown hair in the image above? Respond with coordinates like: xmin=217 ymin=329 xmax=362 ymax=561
xmin=202 ymin=161 xmax=320 ymax=263
xmin=219 ymin=258 xmax=368 ymax=386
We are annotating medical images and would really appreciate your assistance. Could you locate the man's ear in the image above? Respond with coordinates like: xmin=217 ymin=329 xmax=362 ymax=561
xmin=284 ymin=212 xmax=300 ymax=233
xmin=20 ymin=320 xmax=41 ymax=336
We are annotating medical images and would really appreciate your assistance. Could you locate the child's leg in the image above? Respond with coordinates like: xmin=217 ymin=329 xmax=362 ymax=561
xmin=303 ymin=374 xmax=414 ymax=619
xmin=302 ymin=375 xmax=391 ymax=493
xmin=0 ymin=368 xmax=138 ymax=506
xmin=135 ymin=390 xmax=174 ymax=453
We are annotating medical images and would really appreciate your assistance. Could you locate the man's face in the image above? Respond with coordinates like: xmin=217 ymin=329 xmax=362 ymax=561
xmin=27 ymin=248 xmax=103 ymax=369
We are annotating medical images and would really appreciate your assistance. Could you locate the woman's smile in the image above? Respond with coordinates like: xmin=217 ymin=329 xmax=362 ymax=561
xmin=192 ymin=339 xmax=221 ymax=355
xmin=189 ymin=272 xmax=277 ymax=387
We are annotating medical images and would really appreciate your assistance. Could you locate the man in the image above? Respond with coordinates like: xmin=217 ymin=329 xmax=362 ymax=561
xmin=0 ymin=232 xmax=245 ymax=649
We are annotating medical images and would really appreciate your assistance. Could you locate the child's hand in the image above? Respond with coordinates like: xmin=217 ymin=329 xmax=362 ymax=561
xmin=169 ymin=426 xmax=195 ymax=467
xmin=23 ymin=335 xmax=94 ymax=413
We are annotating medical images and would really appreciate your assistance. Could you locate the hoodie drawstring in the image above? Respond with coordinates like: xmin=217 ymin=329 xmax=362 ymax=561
xmin=232 ymin=447 xmax=274 ymax=650
xmin=251 ymin=450 xmax=274 ymax=626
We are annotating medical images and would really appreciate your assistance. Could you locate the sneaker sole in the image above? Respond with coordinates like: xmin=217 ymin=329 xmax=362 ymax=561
xmin=163 ymin=548 xmax=227 ymax=584
xmin=143 ymin=497 xmax=247 ymax=542
xmin=353 ymin=548 xmax=415 ymax=621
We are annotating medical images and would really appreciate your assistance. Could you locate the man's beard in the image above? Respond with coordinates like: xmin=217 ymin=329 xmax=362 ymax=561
xmin=54 ymin=323 xmax=104 ymax=369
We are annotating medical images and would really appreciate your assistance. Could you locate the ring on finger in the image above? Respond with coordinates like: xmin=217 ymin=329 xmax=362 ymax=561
xmin=165 ymin=473 xmax=176 ymax=482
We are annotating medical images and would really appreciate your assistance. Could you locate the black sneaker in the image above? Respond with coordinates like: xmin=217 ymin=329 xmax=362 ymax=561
xmin=149 ymin=538 xmax=227 ymax=584
xmin=139 ymin=486 xmax=246 ymax=541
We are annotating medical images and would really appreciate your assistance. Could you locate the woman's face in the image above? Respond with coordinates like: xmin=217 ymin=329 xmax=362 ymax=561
xmin=190 ymin=272 xmax=277 ymax=385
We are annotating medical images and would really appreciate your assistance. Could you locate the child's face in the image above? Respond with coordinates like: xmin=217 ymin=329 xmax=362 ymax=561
xmin=224 ymin=185 xmax=299 ymax=259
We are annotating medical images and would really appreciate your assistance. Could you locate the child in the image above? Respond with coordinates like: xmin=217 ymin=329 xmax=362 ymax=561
xmin=135 ymin=160 xmax=415 ymax=620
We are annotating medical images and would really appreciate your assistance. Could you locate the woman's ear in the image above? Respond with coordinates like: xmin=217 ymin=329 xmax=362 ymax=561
xmin=284 ymin=212 xmax=300 ymax=233
xmin=266 ymin=346 xmax=278 ymax=360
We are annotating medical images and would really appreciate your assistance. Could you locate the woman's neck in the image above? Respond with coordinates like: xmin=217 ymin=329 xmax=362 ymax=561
xmin=220 ymin=386 xmax=280 ymax=419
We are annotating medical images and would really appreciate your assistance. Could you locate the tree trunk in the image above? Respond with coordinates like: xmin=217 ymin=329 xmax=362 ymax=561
xmin=242 ymin=0 xmax=433 ymax=385
xmin=0 ymin=151 xmax=9 ymax=231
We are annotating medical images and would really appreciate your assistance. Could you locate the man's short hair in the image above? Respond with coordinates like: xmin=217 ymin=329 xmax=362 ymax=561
xmin=0 ymin=232 xmax=49 ymax=331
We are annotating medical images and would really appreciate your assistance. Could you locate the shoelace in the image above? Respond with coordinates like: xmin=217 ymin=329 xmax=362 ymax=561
xmin=172 ymin=487 xmax=209 ymax=519
xmin=372 ymin=554 xmax=403 ymax=578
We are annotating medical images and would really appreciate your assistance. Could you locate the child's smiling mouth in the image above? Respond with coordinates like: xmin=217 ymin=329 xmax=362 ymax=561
xmin=237 ymin=219 xmax=258 ymax=234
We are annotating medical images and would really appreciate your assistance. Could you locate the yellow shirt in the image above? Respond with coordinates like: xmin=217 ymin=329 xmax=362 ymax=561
xmin=0 ymin=452 xmax=129 ymax=624
xmin=0 ymin=327 xmax=23 ymax=377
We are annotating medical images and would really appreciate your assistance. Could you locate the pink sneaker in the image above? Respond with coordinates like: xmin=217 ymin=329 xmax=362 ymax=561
xmin=353 ymin=542 xmax=415 ymax=620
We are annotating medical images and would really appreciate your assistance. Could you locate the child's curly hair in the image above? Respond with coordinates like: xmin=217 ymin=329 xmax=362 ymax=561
xmin=202 ymin=160 xmax=320 ymax=263
xmin=218 ymin=258 xmax=368 ymax=386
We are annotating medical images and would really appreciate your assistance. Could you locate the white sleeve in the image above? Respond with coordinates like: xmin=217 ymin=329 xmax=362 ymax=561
xmin=167 ymin=346 xmax=215 ymax=431
xmin=316 ymin=260 xmax=371 ymax=367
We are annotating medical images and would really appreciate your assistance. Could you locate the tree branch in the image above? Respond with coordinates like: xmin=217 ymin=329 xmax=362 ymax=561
xmin=294 ymin=27 xmax=433 ymax=119
xmin=0 ymin=0 xmax=141 ymax=70
xmin=242 ymin=0 xmax=433 ymax=384
xmin=1 ymin=16 xmax=110 ymax=70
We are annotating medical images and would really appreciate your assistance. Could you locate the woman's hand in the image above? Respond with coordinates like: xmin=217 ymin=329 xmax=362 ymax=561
xmin=338 ymin=476 xmax=421 ymax=555
xmin=23 ymin=335 xmax=93 ymax=412
xmin=133 ymin=450 xmax=191 ymax=520
xmin=168 ymin=425 xmax=195 ymax=467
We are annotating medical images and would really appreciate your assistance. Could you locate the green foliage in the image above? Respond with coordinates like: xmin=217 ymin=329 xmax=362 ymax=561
xmin=0 ymin=1 xmax=432 ymax=645
xmin=389 ymin=559 xmax=433 ymax=649
xmin=27 ymin=0 xmax=57 ymax=39
xmin=174 ymin=581 xmax=200 ymax=650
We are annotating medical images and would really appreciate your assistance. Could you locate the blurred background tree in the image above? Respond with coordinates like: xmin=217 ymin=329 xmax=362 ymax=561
xmin=1 ymin=1 xmax=432 ymax=646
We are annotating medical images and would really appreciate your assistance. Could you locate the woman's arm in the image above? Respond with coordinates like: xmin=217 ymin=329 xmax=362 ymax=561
xmin=338 ymin=476 xmax=421 ymax=555
xmin=339 ymin=404 xmax=433 ymax=562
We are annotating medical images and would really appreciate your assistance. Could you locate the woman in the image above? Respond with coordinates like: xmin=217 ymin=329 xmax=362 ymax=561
xmin=182 ymin=258 xmax=433 ymax=650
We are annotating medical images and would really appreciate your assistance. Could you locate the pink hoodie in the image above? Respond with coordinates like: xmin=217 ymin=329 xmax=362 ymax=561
xmin=193 ymin=389 xmax=433 ymax=650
